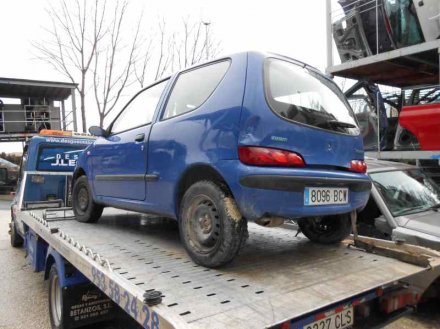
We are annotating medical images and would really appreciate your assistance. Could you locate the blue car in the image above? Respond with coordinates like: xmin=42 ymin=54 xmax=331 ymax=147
xmin=72 ymin=51 xmax=371 ymax=267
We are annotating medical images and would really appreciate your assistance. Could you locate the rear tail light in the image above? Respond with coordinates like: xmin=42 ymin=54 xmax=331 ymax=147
xmin=349 ymin=160 xmax=367 ymax=173
xmin=238 ymin=146 xmax=305 ymax=167
xmin=380 ymin=289 xmax=420 ymax=314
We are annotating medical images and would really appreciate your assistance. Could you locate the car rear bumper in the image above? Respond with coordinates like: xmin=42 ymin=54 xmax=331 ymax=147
xmin=218 ymin=161 xmax=372 ymax=221
xmin=240 ymin=175 xmax=371 ymax=193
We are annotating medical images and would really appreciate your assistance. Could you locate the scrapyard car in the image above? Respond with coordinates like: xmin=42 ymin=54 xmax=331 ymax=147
xmin=72 ymin=51 xmax=371 ymax=267
xmin=394 ymin=86 xmax=440 ymax=151
xmin=359 ymin=159 xmax=440 ymax=250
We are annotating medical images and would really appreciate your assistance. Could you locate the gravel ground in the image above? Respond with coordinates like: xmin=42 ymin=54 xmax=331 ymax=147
xmin=0 ymin=198 xmax=439 ymax=329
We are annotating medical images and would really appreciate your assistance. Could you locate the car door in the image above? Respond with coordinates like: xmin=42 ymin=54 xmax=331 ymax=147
xmin=399 ymin=102 xmax=440 ymax=150
xmin=91 ymin=79 xmax=169 ymax=201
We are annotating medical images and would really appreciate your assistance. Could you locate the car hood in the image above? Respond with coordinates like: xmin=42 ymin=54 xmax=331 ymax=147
xmin=395 ymin=211 xmax=440 ymax=237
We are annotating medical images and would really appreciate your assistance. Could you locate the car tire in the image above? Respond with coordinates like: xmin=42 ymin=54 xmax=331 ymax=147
xmin=298 ymin=214 xmax=352 ymax=244
xmin=72 ymin=176 xmax=103 ymax=223
xmin=179 ymin=180 xmax=248 ymax=268
xmin=10 ymin=220 xmax=24 ymax=248
xmin=49 ymin=265 xmax=64 ymax=329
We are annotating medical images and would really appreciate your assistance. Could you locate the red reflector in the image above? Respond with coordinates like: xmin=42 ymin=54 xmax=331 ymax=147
xmin=315 ymin=313 xmax=326 ymax=321
xmin=238 ymin=146 xmax=305 ymax=167
xmin=349 ymin=160 xmax=367 ymax=174
xmin=376 ymin=288 xmax=384 ymax=297
xmin=280 ymin=322 xmax=290 ymax=329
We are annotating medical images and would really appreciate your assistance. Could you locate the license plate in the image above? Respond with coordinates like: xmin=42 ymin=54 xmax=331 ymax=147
xmin=304 ymin=187 xmax=348 ymax=206
xmin=303 ymin=307 xmax=353 ymax=329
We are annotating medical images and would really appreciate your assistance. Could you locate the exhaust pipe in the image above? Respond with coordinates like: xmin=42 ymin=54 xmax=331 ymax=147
xmin=255 ymin=216 xmax=285 ymax=227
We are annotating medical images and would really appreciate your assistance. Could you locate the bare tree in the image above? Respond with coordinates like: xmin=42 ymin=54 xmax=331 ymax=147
xmin=173 ymin=17 xmax=221 ymax=70
xmin=34 ymin=0 xmax=142 ymax=131
xmin=134 ymin=36 xmax=153 ymax=89
xmin=35 ymin=0 xmax=222 ymax=130
xmin=134 ymin=16 xmax=222 ymax=88
xmin=34 ymin=0 xmax=107 ymax=132
xmin=92 ymin=1 xmax=141 ymax=127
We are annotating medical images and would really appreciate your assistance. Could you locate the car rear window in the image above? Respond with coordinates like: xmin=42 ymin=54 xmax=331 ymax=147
xmin=264 ymin=58 xmax=359 ymax=135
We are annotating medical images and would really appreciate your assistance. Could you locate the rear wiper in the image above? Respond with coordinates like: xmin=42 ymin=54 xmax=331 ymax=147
xmin=328 ymin=120 xmax=357 ymax=128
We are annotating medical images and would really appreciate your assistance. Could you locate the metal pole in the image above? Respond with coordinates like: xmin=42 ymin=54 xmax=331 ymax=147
xmin=326 ymin=0 xmax=334 ymax=71
xmin=375 ymin=0 xmax=380 ymax=155
xmin=375 ymin=0 xmax=379 ymax=55
xmin=377 ymin=90 xmax=381 ymax=156
xmin=70 ymin=88 xmax=78 ymax=132
xmin=203 ymin=21 xmax=211 ymax=61
xmin=61 ymin=100 xmax=66 ymax=131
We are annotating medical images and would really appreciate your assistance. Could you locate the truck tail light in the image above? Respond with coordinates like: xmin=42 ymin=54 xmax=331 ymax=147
xmin=349 ymin=160 xmax=367 ymax=174
xmin=238 ymin=146 xmax=305 ymax=167
xmin=380 ymin=289 xmax=420 ymax=314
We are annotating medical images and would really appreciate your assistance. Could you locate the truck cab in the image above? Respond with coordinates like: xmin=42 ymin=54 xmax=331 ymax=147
xmin=10 ymin=130 xmax=94 ymax=246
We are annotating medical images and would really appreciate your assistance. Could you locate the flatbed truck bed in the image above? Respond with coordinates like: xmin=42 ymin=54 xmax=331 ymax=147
xmin=18 ymin=208 xmax=440 ymax=329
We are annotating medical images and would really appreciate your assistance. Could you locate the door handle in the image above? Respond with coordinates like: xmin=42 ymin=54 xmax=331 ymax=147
xmin=135 ymin=133 xmax=145 ymax=142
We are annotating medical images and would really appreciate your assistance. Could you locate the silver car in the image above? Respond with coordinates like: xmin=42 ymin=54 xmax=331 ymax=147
xmin=359 ymin=159 xmax=440 ymax=250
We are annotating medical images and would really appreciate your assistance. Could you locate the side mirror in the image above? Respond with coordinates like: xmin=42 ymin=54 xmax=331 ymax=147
xmin=89 ymin=126 xmax=108 ymax=137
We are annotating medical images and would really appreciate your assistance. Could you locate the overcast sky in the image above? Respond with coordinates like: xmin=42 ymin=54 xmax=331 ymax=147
xmin=0 ymin=0 xmax=342 ymax=152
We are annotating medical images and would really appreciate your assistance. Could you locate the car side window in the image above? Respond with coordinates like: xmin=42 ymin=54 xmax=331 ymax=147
xmin=111 ymin=79 xmax=168 ymax=134
xmin=162 ymin=60 xmax=230 ymax=120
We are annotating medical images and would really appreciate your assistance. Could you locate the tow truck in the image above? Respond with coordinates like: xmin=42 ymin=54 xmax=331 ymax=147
xmin=8 ymin=130 xmax=440 ymax=329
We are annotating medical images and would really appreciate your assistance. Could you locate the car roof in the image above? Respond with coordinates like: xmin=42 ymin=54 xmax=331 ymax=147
xmin=175 ymin=51 xmax=321 ymax=76
xmin=144 ymin=51 xmax=326 ymax=92
xmin=365 ymin=157 xmax=415 ymax=173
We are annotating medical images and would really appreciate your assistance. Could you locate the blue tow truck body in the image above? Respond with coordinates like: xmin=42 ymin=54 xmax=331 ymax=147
xmin=9 ymin=131 xmax=116 ymax=329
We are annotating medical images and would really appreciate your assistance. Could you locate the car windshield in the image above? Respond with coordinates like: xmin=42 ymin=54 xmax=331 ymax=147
xmin=370 ymin=169 xmax=440 ymax=217
xmin=264 ymin=58 xmax=359 ymax=135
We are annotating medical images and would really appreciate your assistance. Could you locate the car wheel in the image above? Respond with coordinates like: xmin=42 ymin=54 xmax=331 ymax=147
xmin=72 ymin=176 xmax=103 ymax=223
xmin=10 ymin=220 xmax=24 ymax=248
xmin=49 ymin=265 xmax=64 ymax=329
xmin=298 ymin=214 xmax=352 ymax=244
xmin=179 ymin=181 xmax=248 ymax=268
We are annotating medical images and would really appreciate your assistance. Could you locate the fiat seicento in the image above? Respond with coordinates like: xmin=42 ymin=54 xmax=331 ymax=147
xmin=72 ymin=51 xmax=371 ymax=267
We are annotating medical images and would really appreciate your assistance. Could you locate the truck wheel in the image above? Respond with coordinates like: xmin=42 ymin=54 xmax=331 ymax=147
xmin=72 ymin=176 xmax=103 ymax=223
xmin=179 ymin=181 xmax=248 ymax=268
xmin=10 ymin=220 xmax=24 ymax=248
xmin=49 ymin=265 xmax=64 ymax=329
xmin=298 ymin=214 xmax=351 ymax=244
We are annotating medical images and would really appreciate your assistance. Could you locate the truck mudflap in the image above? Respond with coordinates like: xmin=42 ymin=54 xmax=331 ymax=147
xmin=19 ymin=208 xmax=440 ymax=329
